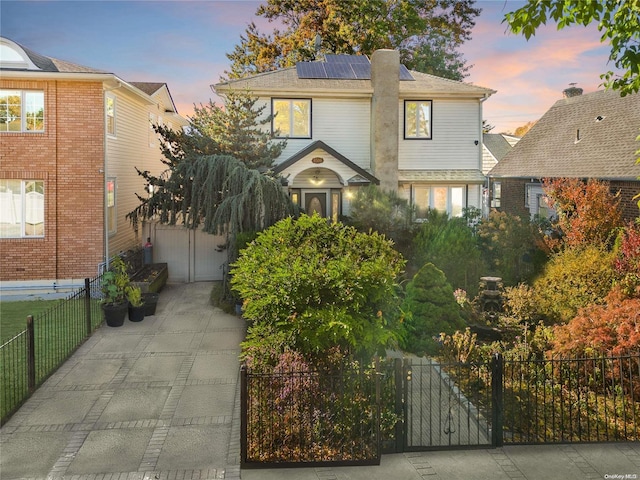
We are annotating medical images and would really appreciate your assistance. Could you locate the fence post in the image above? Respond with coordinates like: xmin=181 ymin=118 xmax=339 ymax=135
xmin=491 ymin=353 xmax=504 ymax=447
xmin=393 ymin=358 xmax=404 ymax=453
xmin=84 ymin=278 xmax=92 ymax=336
xmin=240 ymin=364 xmax=248 ymax=468
xmin=27 ymin=315 xmax=36 ymax=393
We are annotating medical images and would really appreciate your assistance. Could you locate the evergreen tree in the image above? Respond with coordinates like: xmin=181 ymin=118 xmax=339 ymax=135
xmin=225 ymin=0 xmax=480 ymax=81
xmin=400 ymin=262 xmax=466 ymax=356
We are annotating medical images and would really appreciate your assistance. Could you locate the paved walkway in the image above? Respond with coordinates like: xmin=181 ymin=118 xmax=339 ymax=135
xmin=2 ymin=282 xmax=639 ymax=480
xmin=1 ymin=282 xmax=244 ymax=479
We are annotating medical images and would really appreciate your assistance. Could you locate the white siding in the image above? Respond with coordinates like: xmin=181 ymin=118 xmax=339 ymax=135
xmin=270 ymin=97 xmax=371 ymax=169
xmin=398 ymin=98 xmax=481 ymax=171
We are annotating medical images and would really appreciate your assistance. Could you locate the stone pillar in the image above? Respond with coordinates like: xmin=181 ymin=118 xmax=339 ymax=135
xmin=370 ymin=49 xmax=400 ymax=193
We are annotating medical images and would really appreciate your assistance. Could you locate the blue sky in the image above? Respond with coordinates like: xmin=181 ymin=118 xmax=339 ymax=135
xmin=0 ymin=0 xmax=620 ymax=133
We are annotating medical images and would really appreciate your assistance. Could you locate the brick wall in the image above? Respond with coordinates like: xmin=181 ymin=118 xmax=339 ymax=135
xmin=611 ymin=180 xmax=640 ymax=223
xmin=496 ymin=179 xmax=530 ymax=218
xmin=0 ymin=79 xmax=105 ymax=281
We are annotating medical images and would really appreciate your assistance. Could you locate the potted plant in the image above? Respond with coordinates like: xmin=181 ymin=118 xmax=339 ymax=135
xmin=126 ymin=285 xmax=145 ymax=322
xmin=101 ymin=256 xmax=130 ymax=327
xmin=141 ymin=291 xmax=160 ymax=316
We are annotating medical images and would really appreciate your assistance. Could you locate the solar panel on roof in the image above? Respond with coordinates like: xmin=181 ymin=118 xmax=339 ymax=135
xmin=325 ymin=54 xmax=370 ymax=64
xmin=351 ymin=63 xmax=371 ymax=79
xmin=296 ymin=62 xmax=328 ymax=79
xmin=399 ymin=65 xmax=415 ymax=81
xmin=325 ymin=63 xmax=356 ymax=79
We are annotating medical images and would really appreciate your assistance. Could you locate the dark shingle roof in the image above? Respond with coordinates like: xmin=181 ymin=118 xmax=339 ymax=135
xmin=19 ymin=43 xmax=108 ymax=74
xmin=489 ymin=90 xmax=640 ymax=180
xmin=483 ymin=133 xmax=513 ymax=161
xmin=130 ymin=82 xmax=166 ymax=96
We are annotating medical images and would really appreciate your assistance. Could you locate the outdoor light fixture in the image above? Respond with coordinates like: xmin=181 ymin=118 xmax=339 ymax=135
xmin=310 ymin=169 xmax=325 ymax=186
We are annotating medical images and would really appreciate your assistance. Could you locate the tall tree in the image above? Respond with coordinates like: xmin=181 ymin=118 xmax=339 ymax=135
xmin=225 ymin=0 xmax=480 ymax=81
xmin=504 ymin=0 xmax=640 ymax=96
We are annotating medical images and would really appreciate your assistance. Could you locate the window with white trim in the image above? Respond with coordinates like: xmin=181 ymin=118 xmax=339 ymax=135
xmin=272 ymin=98 xmax=311 ymax=138
xmin=404 ymin=100 xmax=432 ymax=139
xmin=0 ymin=179 xmax=45 ymax=238
xmin=413 ymin=185 xmax=465 ymax=217
xmin=106 ymin=94 xmax=116 ymax=136
xmin=0 ymin=90 xmax=44 ymax=132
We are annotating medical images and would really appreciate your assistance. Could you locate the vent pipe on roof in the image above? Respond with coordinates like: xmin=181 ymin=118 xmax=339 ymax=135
xmin=563 ymin=83 xmax=583 ymax=98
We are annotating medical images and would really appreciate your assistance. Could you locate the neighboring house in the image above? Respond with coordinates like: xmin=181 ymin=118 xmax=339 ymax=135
xmin=214 ymin=50 xmax=495 ymax=220
xmin=0 ymin=37 xmax=187 ymax=292
xmin=488 ymin=89 xmax=640 ymax=223
xmin=482 ymin=133 xmax=519 ymax=175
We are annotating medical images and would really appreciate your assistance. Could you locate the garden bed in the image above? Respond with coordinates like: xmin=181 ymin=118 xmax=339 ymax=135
xmin=130 ymin=263 xmax=168 ymax=293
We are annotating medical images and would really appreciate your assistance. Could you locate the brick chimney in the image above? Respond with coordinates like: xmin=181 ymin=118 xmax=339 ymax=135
xmin=563 ymin=83 xmax=583 ymax=98
xmin=370 ymin=49 xmax=399 ymax=192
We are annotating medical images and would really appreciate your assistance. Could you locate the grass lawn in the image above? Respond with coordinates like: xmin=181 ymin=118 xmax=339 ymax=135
xmin=1 ymin=298 xmax=103 ymax=422
xmin=1 ymin=300 xmax=62 ymax=342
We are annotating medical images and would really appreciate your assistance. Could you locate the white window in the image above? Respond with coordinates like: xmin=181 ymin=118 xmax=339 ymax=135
xmin=404 ymin=100 xmax=432 ymax=139
xmin=0 ymin=179 xmax=45 ymax=238
xmin=491 ymin=182 xmax=501 ymax=208
xmin=413 ymin=185 xmax=465 ymax=217
xmin=149 ymin=113 xmax=156 ymax=147
xmin=107 ymin=178 xmax=116 ymax=235
xmin=272 ymin=98 xmax=311 ymax=138
xmin=0 ymin=90 xmax=44 ymax=132
xmin=106 ymin=94 xmax=116 ymax=136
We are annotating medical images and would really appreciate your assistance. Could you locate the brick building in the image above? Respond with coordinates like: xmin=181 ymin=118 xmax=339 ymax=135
xmin=0 ymin=37 xmax=186 ymax=292
xmin=488 ymin=88 xmax=640 ymax=223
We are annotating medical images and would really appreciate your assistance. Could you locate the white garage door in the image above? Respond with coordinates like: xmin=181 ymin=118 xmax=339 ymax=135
xmin=148 ymin=223 xmax=227 ymax=282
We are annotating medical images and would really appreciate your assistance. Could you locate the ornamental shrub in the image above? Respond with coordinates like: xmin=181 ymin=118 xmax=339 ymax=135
xmin=533 ymin=245 xmax=616 ymax=324
xmin=231 ymin=214 xmax=405 ymax=363
xmin=614 ymin=223 xmax=640 ymax=298
xmin=400 ymin=262 xmax=466 ymax=356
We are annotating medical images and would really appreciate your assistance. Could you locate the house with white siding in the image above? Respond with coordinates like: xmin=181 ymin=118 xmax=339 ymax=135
xmin=214 ymin=50 xmax=495 ymax=220
xmin=0 ymin=37 xmax=187 ymax=293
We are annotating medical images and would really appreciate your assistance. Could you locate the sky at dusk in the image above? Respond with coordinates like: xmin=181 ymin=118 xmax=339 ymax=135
xmin=0 ymin=0 xmax=621 ymax=134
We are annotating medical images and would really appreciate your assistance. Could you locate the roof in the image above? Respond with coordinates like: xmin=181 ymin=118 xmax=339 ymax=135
xmin=489 ymin=89 xmax=640 ymax=180
xmin=398 ymin=169 xmax=486 ymax=184
xmin=1 ymin=39 xmax=109 ymax=74
xmin=129 ymin=82 xmax=166 ymax=96
xmin=214 ymin=53 xmax=494 ymax=98
xmin=483 ymin=133 xmax=514 ymax=162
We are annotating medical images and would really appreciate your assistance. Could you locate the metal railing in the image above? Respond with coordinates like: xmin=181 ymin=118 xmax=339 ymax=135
xmin=0 ymin=276 xmax=104 ymax=425
xmin=241 ymin=363 xmax=385 ymax=468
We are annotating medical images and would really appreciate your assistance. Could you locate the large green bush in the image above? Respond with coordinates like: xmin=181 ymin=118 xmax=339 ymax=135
xmin=231 ymin=214 xmax=405 ymax=363
xmin=533 ymin=245 xmax=616 ymax=323
xmin=400 ymin=262 xmax=466 ymax=356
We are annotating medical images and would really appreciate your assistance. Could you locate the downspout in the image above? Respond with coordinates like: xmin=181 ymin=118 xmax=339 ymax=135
xmin=479 ymin=94 xmax=490 ymax=218
xmin=103 ymin=81 xmax=122 ymax=270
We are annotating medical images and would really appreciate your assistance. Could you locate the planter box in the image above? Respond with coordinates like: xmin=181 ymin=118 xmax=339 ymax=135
xmin=130 ymin=263 xmax=168 ymax=293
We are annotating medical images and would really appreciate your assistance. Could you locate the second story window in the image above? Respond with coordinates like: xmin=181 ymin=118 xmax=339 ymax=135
xmin=0 ymin=90 xmax=45 ymax=132
xmin=272 ymin=98 xmax=311 ymax=138
xmin=404 ymin=100 xmax=432 ymax=139
xmin=106 ymin=94 xmax=116 ymax=136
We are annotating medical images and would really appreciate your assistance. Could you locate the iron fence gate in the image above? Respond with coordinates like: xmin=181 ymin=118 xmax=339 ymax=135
xmin=402 ymin=357 xmax=496 ymax=451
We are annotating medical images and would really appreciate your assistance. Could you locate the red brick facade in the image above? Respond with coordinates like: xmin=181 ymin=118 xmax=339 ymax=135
xmin=0 ymin=80 xmax=105 ymax=281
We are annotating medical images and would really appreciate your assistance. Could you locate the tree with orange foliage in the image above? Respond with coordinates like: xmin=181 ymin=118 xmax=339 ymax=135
xmin=542 ymin=178 xmax=623 ymax=251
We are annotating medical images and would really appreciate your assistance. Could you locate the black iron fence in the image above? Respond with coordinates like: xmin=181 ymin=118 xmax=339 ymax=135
xmin=240 ymin=362 xmax=394 ymax=468
xmin=241 ymin=353 xmax=640 ymax=466
xmin=0 ymin=277 xmax=104 ymax=425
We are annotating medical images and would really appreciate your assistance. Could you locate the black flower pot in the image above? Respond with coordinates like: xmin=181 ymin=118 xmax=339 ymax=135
xmin=141 ymin=292 xmax=160 ymax=316
xmin=102 ymin=301 xmax=128 ymax=327
xmin=128 ymin=304 xmax=145 ymax=322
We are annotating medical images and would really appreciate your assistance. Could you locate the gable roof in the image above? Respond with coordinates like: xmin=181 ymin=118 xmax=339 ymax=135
xmin=483 ymin=133 xmax=515 ymax=162
xmin=273 ymin=140 xmax=379 ymax=185
xmin=489 ymin=89 xmax=640 ymax=180
xmin=214 ymin=54 xmax=494 ymax=98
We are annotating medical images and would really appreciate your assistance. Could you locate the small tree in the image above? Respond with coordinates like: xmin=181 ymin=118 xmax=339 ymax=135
xmin=542 ymin=178 xmax=623 ymax=251
xmin=400 ymin=262 xmax=466 ymax=356
xmin=231 ymin=214 xmax=405 ymax=363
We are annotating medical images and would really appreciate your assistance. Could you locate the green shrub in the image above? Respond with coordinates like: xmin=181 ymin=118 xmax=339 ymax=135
xmin=400 ymin=262 xmax=466 ymax=356
xmin=533 ymin=245 xmax=616 ymax=323
xmin=412 ymin=210 xmax=486 ymax=296
xmin=231 ymin=214 xmax=405 ymax=363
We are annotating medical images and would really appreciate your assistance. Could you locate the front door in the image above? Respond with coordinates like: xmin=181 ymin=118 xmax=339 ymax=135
xmin=304 ymin=191 xmax=327 ymax=217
